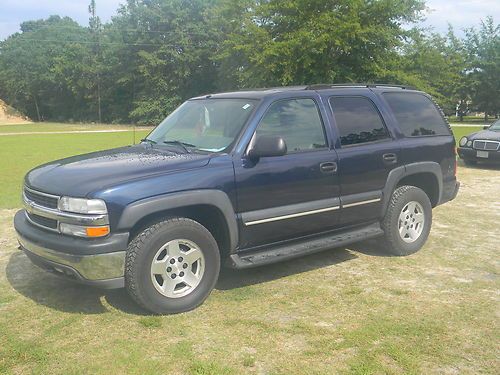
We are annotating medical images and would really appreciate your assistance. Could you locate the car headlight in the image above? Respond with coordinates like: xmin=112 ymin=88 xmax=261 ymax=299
xmin=459 ymin=137 xmax=468 ymax=147
xmin=58 ymin=197 xmax=107 ymax=214
xmin=467 ymin=140 xmax=473 ymax=147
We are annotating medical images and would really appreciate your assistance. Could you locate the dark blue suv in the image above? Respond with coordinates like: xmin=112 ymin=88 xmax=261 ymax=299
xmin=14 ymin=84 xmax=460 ymax=314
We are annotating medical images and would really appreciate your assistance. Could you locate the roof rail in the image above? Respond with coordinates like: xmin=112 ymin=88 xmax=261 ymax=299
xmin=305 ymin=83 xmax=416 ymax=90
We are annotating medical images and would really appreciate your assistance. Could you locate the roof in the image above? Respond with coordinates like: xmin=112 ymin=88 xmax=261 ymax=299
xmin=191 ymin=83 xmax=420 ymax=100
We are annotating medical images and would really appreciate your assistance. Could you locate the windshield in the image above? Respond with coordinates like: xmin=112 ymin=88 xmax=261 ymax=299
xmin=490 ymin=119 xmax=500 ymax=131
xmin=145 ymin=99 xmax=258 ymax=152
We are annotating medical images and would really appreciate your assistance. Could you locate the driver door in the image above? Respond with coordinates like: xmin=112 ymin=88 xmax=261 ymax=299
xmin=234 ymin=98 xmax=341 ymax=249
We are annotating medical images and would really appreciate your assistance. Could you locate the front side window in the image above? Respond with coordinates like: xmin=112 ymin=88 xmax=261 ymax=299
xmin=383 ymin=92 xmax=450 ymax=137
xmin=330 ymin=96 xmax=390 ymax=146
xmin=146 ymin=99 xmax=257 ymax=152
xmin=255 ymin=98 xmax=327 ymax=152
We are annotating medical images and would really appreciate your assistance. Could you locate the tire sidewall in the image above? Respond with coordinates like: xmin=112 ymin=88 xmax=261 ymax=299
xmin=386 ymin=187 xmax=432 ymax=255
xmin=128 ymin=219 xmax=220 ymax=314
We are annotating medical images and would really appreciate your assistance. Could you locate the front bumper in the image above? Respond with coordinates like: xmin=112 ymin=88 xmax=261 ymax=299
xmin=457 ymin=147 xmax=500 ymax=163
xmin=14 ymin=210 xmax=127 ymax=288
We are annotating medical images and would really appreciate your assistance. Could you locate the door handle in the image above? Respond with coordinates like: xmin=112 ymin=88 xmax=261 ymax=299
xmin=320 ymin=162 xmax=337 ymax=173
xmin=382 ymin=153 xmax=398 ymax=164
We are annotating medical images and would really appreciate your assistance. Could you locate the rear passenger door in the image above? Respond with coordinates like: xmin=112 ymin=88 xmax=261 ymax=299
xmin=328 ymin=95 xmax=400 ymax=226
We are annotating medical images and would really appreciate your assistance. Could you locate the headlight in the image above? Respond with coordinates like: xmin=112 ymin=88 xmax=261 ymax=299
xmin=467 ymin=140 xmax=473 ymax=147
xmin=459 ymin=137 xmax=468 ymax=147
xmin=58 ymin=197 xmax=107 ymax=214
xmin=60 ymin=223 xmax=110 ymax=237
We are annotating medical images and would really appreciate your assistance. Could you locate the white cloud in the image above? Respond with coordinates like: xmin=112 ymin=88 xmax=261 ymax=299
xmin=420 ymin=0 xmax=499 ymax=34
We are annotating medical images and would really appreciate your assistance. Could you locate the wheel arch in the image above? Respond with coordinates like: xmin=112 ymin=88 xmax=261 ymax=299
xmin=117 ymin=190 xmax=238 ymax=254
xmin=382 ymin=162 xmax=443 ymax=215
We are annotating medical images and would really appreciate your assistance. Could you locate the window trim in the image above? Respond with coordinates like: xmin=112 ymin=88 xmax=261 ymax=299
xmin=381 ymin=92 xmax=452 ymax=138
xmin=328 ymin=95 xmax=392 ymax=148
xmin=247 ymin=97 xmax=329 ymax=156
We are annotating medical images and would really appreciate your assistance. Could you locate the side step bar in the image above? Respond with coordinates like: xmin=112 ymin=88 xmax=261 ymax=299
xmin=227 ymin=223 xmax=384 ymax=269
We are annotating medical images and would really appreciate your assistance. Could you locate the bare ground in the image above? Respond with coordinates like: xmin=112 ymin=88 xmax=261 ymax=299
xmin=0 ymin=162 xmax=499 ymax=374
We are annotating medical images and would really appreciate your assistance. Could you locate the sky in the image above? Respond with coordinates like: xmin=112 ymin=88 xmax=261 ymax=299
xmin=0 ymin=0 xmax=498 ymax=41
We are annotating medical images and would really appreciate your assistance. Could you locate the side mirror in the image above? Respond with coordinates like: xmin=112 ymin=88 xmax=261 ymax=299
xmin=483 ymin=125 xmax=490 ymax=130
xmin=248 ymin=135 xmax=287 ymax=160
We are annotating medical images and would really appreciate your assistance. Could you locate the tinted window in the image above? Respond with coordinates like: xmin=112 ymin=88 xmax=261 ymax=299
xmin=330 ymin=97 xmax=390 ymax=146
xmin=256 ymin=98 xmax=327 ymax=152
xmin=383 ymin=93 xmax=450 ymax=137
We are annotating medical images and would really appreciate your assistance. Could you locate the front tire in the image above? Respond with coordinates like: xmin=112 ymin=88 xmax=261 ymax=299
xmin=125 ymin=217 xmax=220 ymax=314
xmin=380 ymin=185 xmax=432 ymax=256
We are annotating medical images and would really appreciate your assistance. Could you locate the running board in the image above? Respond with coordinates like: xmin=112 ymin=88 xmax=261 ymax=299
xmin=227 ymin=223 xmax=384 ymax=269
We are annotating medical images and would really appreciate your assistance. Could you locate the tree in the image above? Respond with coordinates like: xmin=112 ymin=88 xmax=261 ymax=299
xmin=395 ymin=27 xmax=467 ymax=115
xmin=0 ymin=16 xmax=90 ymax=121
xmin=88 ymin=0 xmax=103 ymax=122
xmin=215 ymin=0 xmax=426 ymax=87
xmin=465 ymin=16 xmax=500 ymax=120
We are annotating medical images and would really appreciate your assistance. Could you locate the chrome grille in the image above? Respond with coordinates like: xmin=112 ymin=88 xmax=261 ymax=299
xmin=26 ymin=212 xmax=58 ymax=230
xmin=23 ymin=187 xmax=59 ymax=209
xmin=473 ymin=140 xmax=500 ymax=151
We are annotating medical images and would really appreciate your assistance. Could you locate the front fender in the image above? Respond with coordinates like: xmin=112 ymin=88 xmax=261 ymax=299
xmin=117 ymin=190 xmax=239 ymax=250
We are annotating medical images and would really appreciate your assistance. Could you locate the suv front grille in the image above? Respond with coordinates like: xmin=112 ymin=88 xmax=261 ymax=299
xmin=24 ymin=187 xmax=59 ymax=209
xmin=26 ymin=212 xmax=58 ymax=230
xmin=473 ymin=140 xmax=500 ymax=151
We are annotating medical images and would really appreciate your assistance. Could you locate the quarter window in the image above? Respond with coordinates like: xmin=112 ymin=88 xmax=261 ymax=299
xmin=256 ymin=99 xmax=327 ymax=152
xmin=383 ymin=93 xmax=450 ymax=137
xmin=330 ymin=97 xmax=390 ymax=146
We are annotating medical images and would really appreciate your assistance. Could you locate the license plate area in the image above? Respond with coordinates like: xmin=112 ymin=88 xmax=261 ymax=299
xmin=477 ymin=151 xmax=489 ymax=158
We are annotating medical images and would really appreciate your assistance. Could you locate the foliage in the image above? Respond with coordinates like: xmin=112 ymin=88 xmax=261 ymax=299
xmin=0 ymin=1 xmax=498 ymax=123
xmin=464 ymin=16 xmax=500 ymax=120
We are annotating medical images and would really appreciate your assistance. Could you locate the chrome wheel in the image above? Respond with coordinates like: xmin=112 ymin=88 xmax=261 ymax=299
xmin=150 ymin=239 xmax=205 ymax=298
xmin=398 ymin=201 xmax=425 ymax=243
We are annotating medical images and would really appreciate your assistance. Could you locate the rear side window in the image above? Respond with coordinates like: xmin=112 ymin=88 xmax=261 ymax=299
xmin=256 ymin=98 xmax=327 ymax=152
xmin=383 ymin=93 xmax=450 ymax=137
xmin=329 ymin=96 xmax=390 ymax=146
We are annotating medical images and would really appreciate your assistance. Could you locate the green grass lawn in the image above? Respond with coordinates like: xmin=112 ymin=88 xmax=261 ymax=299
xmin=0 ymin=130 xmax=149 ymax=208
xmin=0 ymin=122 xmax=151 ymax=134
xmin=448 ymin=115 xmax=495 ymax=125
xmin=0 ymin=123 xmax=482 ymax=209
xmin=0 ymin=123 xmax=498 ymax=374
xmin=450 ymin=126 xmax=482 ymax=144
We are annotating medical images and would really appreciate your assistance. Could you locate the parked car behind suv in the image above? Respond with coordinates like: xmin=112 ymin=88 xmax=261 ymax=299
xmin=15 ymin=84 xmax=459 ymax=314
xmin=457 ymin=119 xmax=500 ymax=165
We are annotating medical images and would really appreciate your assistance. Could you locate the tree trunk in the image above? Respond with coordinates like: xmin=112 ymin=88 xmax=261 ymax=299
xmin=33 ymin=95 xmax=41 ymax=122
xmin=484 ymin=113 xmax=488 ymax=122
xmin=97 ymin=74 xmax=102 ymax=123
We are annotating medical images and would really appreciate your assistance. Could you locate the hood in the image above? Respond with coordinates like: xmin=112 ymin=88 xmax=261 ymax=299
xmin=467 ymin=129 xmax=500 ymax=141
xmin=25 ymin=144 xmax=211 ymax=197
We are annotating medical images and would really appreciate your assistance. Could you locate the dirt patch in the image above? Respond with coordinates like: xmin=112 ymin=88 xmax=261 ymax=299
xmin=0 ymin=99 xmax=31 ymax=124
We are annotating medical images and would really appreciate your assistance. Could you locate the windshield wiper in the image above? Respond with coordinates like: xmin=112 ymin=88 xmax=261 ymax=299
xmin=140 ymin=138 xmax=157 ymax=145
xmin=163 ymin=140 xmax=196 ymax=153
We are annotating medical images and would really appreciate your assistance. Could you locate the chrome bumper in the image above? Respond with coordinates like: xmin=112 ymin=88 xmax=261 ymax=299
xmin=18 ymin=235 xmax=125 ymax=281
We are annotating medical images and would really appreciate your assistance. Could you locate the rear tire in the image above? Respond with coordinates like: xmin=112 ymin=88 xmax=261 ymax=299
xmin=379 ymin=185 xmax=432 ymax=256
xmin=125 ymin=217 xmax=220 ymax=314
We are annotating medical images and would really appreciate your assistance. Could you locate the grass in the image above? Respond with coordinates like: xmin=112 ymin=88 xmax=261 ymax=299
xmin=450 ymin=126 xmax=483 ymax=145
xmin=0 ymin=123 xmax=499 ymax=374
xmin=448 ymin=115 xmax=495 ymax=125
xmin=0 ymin=127 xmax=149 ymax=208
xmin=0 ymin=122 xmax=152 ymax=134
xmin=0 ymin=122 xmax=481 ymax=209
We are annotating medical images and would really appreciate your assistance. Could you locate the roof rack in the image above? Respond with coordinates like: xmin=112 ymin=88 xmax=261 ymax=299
xmin=305 ymin=83 xmax=416 ymax=90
